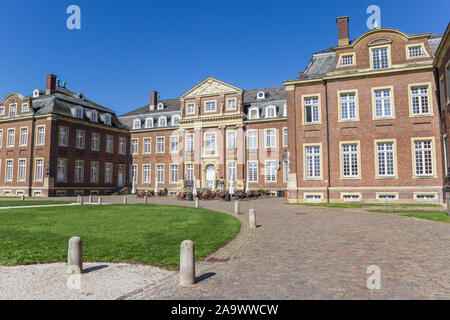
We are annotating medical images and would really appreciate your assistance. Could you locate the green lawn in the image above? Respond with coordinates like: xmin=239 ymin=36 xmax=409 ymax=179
xmin=0 ymin=204 xmax=240 ymax=269
xmin=0 ymin=200 xmax=73 ymax=207
xmin=368 ymin=209 xmax=450 ymax=223
xmin=286 ymin=202 xmax=442 ymax=209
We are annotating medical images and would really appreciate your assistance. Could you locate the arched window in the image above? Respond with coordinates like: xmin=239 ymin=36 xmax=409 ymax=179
xmin=248 ymin=107 xmax=259 ymax=120
xmin=265 ymin=105 xmax=277 ymax=118
xmin=145 ymin=117 xmax=154 ymax=128
xmin=133 ymin=119 xmax=141 ymax=129
xmin=158 ymin=116 xmax=167 ymax=127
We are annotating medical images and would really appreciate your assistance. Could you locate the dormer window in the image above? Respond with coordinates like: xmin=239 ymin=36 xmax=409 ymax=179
xmin=103 ymin=114 xmax=112 ymax=126
xmin=9 ymin=104 xmax=16 ymax=118
xmin=133 ymin=119 xmax=141 ymax=129
xmin=22 ymin=103 xmax=29 ymax=112
xmin=145 ymin=117 xmax=154 ymax=128
xmin=248 ymin=107 xmax=259 ymax=120
xmin=158 ymin=116 xmax=167 ymax=127
xmin=257 ymin=91 xmax=265 ymax=100
xmin=265 ymin=105 xmax=277 ymax=118
xmin=75 ymin=107 xmax=84 ymax=119
xmin=157 ymin=103 xmax=164 ymax=110
xmin=282 ymin=104 xmax=287 ymax=117
xmin=90 ymin=110 xmax=98 ymax=122
xmin=339 ymin=53 xmax=355 ymax=67
xmin=407 ymin=44 xmax=426 ymax=58
xmin=172 ymin=115 xmax=180 ymax=126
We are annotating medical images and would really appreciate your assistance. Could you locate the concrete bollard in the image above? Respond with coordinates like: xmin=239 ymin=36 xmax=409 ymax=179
xmin=89 ymin=195 xmax=92 ymax=204
xmin=77 ymin=195 xmax=81 ymax=204
xmin=80 ymin=197 xmax=84 ymax=205
xmin=194 ymin=197 xmax=199 ymax=208
xmin=21 ymin=194 xmax=25 ymax=201
xmin=145 ymin=196 xmax=148 ymax=205
xmin=98 ymin=197 xmax=102 ymax=205
xmin=123 ymin=197 xmax=127 ymax=205
xmin=67 ymin=236 xmax=83 ymax=274
xmin=249 ymin=209 xmax=257 ymax=229
xmin=234 ymin=200 xmax=239 ymax=215
xmin=180 ymin=240 xmax=195 ymax=286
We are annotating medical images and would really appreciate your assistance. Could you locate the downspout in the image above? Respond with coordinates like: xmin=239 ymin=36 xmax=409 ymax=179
xmin=434 ymin=68 xmax=447 ymax=201
xmin=324 ymin=80 xmax=331 ymax=203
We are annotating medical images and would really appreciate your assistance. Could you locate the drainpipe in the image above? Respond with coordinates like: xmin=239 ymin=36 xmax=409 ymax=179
xmin=324 ymin=80 xmax=331 ymax=203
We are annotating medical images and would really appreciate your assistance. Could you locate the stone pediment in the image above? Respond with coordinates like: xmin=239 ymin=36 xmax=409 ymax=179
xmin=180 ymin=77 xmax=242 ymax=99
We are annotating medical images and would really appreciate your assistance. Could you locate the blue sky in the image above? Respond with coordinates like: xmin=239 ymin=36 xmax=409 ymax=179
xmin=0 ymin=0 xmax=448 ymax=115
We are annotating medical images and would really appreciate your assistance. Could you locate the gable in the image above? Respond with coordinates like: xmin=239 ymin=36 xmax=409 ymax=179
xmin=180 ymin=77 xmax=243 ymax=99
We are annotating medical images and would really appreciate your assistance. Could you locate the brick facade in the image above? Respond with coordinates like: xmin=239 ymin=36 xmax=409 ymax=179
xmin=1 ymin=19 xmax=449 ymax=204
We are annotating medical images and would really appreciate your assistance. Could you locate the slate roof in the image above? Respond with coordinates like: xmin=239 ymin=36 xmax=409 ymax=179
xmin=32 ymin=86 xmax=125 ymax=129
xmin=289 ymin=31 xmax=442 ymax=82
xmin=119 ymin=86 xmax=287 ymax=129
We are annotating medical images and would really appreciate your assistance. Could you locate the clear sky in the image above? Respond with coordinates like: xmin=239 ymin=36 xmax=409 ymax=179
xmin=0 ymin=0 xmax=448 ymax=115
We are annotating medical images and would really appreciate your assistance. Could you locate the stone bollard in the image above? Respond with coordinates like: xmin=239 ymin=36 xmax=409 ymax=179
xmin=98 ymin=197 xmax=102 ymax=205
xmin=234 ymin=200 xmax=239 ymax=215
xmin=80 ymin=197 xmax=84 ymax=205
xmin=123 ymin=197 xmax=127 ymax=205
xmin=67 ymin=236 xmax=83 ymax=274
xmin=89 ymin=195 xmax=92 ymax=204
xmin=77 ymin=195 xmax=81 ymax=204
xmin=180 ymin=240 xmax=195 ymax=286
xmin=447 ymin=192 xmax=450 ymax=217
xmin=194 ymin=197 xmax=199 ymax=208
xmin=249 ymin=209 xmax=257 ymax=229
xmin=145 ymin=197 xmax=148 ymax=205
xmin=21 ymin=194 xmax=25 ymax=201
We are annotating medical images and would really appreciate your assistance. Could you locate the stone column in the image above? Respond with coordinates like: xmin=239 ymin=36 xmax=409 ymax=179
xmin=180 ymin=240 xmax=195 ymax=286
xmin=67 ymin=236 xmax=83 ymax=274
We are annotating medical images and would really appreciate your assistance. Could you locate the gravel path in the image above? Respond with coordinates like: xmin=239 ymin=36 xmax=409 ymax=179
xmin=0 ymin=262 xmax=174 ymax=300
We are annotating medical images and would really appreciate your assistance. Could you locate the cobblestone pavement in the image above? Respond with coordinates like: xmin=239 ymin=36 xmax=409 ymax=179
xmin=11 ymin=195 xmax=450 ymax=300
xmin=116 ymin=196 xmax=449 ymax=300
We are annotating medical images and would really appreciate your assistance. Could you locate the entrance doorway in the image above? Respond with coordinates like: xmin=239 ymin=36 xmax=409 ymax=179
xmin=206 ymin=165 xmax=216 ymax=190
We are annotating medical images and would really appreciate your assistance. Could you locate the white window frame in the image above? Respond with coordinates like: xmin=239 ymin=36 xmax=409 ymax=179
xmin=227 ymin=131 xmax=236 ymax=150
xmin=157 ymin=137 xmax=165 ymax=154
xmin=248 ymin=107 xmax=259 ymax=120
xmin=170 ymin=164 xmax=178 ymax=184
xmin=247 ymin=161 xmax=258 ymax=183
xmin=265 ymin=105 xmax=277 ymax=118
xmin=265 ymin=129 xmax=276 ymax=149
xmin=158 ymin=116 xmax=167 ymax=127
xmin=247 ymin=130 xmax=258 ymax=149
xmin=340 ymin=142 xmax=360 ymax=179
xmin=265 ymin=160 xmax=278 ymax=183
xmin=205 ymin=101 xmax=217 ymax=113
xmin=170 ymin=136 xmax=179 ymax=153
xmin=133 ymin=119 xmax=141 ymax=129
xmin=409 ymin=84 xmax=432 ymax=116
xmin=7 ymin=128 xmax=15 ymax=147
xmin=145 ymin=117 xmax=153 ymax=128
xmin=227 ymin=98 xmax=236 ymax=110
xmin=143 ymin=138 xmax=151 ymax=154
xmin=186 ymin=134 xmax=194 ymax=152
xmin=20 ymin=127 xmax=28 ymax=147
xmin=372 ymin=87 xmax=394 ymax=119
xmin=371 ymin=46 xmax=390 ymax=70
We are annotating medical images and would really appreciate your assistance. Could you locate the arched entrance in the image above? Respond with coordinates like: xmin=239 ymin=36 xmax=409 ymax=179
xmin=205 ymin=165 xmax=216 ymax=190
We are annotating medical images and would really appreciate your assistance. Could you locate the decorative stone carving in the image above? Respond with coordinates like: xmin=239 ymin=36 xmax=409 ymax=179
xmin=183 ymin=78 xmax=241 ymax=99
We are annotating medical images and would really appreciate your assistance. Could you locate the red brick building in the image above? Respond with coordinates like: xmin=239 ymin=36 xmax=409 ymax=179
xmin=1 ymin=18 xmax=449 ymax=203
xmin=0 ymin=75 xmax=130 ymax=197
xmin=286 ymin=17 xmax=445 ymax=204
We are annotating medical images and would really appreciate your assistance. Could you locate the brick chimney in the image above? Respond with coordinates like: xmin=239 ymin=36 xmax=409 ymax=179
xmin=336 ymin=16 xmax=349 ymax=46
xmin=45 ymin=74 xmax=57 ymax=95
xmin=149 ymin=91 xmax=158 ymax=111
